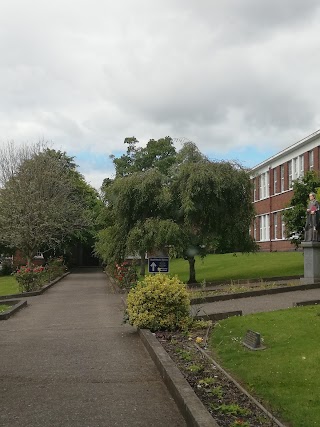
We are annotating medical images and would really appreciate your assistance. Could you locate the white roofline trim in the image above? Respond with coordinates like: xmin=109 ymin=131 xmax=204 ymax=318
xmin=251 ymin=129 xmax=320 ymax=172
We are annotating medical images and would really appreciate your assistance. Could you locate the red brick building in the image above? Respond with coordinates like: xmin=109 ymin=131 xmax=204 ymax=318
xmin=250 ymin=130 xmax=320 ymax=251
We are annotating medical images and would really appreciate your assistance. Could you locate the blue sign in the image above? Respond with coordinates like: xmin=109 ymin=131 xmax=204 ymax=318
xmin=148 ymin=257 xmax=169 ymax=273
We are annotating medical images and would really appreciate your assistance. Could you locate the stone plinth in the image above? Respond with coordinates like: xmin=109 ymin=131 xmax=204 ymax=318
xmin=300 ymin=241 xmax=320 ymax=284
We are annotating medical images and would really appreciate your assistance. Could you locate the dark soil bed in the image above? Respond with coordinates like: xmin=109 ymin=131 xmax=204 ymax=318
xmin=156 ymin=328 xmax=284 ymax=427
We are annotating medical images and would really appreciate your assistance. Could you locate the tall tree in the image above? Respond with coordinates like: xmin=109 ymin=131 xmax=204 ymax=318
xmin=111 ymin=136 xmax=177 ymax=177
xmin=0 ymin=148 xmax=92 ymax=266
xmin=0 ymin=141 xmax=45 ymax=187
xmin=172 ymin=160 xmax=256 ymax=282
xmin=283 ymin=171 xmax=320 ymax=247
xmin=95 ymin=168 xmax=175 ymax=275
xmin=96 ymin=138 xmax=256 ymax=282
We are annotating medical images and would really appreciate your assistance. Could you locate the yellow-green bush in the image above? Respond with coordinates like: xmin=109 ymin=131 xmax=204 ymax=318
xmin=126 ymin=274 xmax=191 ymax=331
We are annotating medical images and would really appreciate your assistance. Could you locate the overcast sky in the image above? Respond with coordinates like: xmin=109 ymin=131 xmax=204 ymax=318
xmin=1 ymin=1 xmax=320 ymax=190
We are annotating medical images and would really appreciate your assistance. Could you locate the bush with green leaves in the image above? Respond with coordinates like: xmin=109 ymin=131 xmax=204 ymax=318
xmin=0 ymin=260 xmax=13 ymax=276
xmin=15 ymin=265 xmax=46 ymax=292
xmin=126 ymin=274 xmax=191 ymax=331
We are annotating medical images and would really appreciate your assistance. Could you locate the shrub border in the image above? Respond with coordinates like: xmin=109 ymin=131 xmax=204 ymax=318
xmin=0 ymin=272 xmax=70 ymax=301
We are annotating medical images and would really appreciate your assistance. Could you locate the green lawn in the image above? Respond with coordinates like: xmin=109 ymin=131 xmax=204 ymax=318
xmin=0 ymin=304 xmax=12 ymax=313
xmin=0 ymin=276 xmax=19 ymax=296
xmin=210 ymin=306 xmax=320 ymax=427
xmin=169 ymin=252 xmax=304 ymax=283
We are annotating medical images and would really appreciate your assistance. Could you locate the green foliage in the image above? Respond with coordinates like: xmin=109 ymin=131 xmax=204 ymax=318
xmin=0 ymin=260 xmax=13 ymax=276
xmin=211 ymin=403 xmax=250 ymax=416
xmin=283 ymin=170 xmax=320 ymax=246
xmin=0 ymin=147 xmax=92 ymax=265
xmin=111 ymin=136 xmax=177 ymax=177
xmin=113 ymin=261 xmax=138 ymax=290
xmin=97 ymin=138 xmax=255 ymax=283
xmin=126 ymin=274 xmax=191 ymax=331
xmin=14 ymin=257 xmax=66 ymax=292
xmin=15 ymin=265 xmax=46 ymax=292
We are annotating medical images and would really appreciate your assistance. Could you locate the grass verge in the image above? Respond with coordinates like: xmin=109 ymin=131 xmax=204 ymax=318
xmin=0 ymin=304 xmax=12 ymax=313
xmin=210 ymin=306 xmax=320 ymax=427
xmin=169 ymin=252 xmax=303 ymax=283
xmin=0 ymin=276 xmax=19 ymax=296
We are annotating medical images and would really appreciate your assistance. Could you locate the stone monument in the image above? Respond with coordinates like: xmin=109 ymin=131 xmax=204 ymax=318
xmin=301 ymin=192 xmax=320 ymax=284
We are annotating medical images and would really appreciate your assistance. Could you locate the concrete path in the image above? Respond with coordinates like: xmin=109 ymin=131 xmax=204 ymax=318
xmin=0 ymin=269 xmax=186 ymax=427
xmin=195 ymin=286 xmax=320 ymax=317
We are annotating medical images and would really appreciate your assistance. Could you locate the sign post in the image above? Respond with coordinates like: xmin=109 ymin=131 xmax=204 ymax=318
xmin=148 ymin=257 xmax=169 ymax=273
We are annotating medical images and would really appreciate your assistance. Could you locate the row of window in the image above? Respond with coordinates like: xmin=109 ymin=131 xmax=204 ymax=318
xmin=253 ymin=212 xmax=286 ymax=242
xmin=253 ymin=150 xmax=315 ymax=201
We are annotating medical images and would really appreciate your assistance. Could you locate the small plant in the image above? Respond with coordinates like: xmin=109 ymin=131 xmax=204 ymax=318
xmin=188 ymin=364 xmax=204 ymax=374
xmin=126 ymin=274 xmax=191 ymax=331
xmin=113 ymin=261 xmax=138 ymax=290
xmin=198 ymin=377 xmax=216 ymax=387
xmin=208 ymin=386 xmax=223 ymax=398
xmin=211 ymin=403 xmax=251 ymax=416
xmin=177 ymin=350 xmax=193 ymax=362
xmin=230 ymin=420 xmax=250 ymax=427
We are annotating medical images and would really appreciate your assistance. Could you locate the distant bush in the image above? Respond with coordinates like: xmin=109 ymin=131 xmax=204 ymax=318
xmin=15 ymin=265 xmax=46 ymax=292
xmin=126 ymin=274 xmax=191 ymax=331
xmin=0 ymin=260 xmax=13 ymax=276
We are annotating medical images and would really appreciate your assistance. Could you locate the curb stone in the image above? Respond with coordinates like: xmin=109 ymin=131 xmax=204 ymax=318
xmin=139 ymin=329 xmax=219 ymax=427
xmin=0 ymin=299 xmax=27 ymax=320
xmin=190 ymin=282 xmax=320 ymax=305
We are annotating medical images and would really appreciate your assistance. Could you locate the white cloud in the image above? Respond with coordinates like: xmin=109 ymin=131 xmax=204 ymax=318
xmin=1 ymin=1 xmax=320 ymax=189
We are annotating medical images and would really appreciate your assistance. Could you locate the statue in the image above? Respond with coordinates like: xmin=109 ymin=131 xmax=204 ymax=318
xmin=304 ymin=192 xmax=320 ymax=241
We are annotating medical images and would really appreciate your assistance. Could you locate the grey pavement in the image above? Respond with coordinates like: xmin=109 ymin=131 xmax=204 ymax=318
xmin=0 ymin=268 xmax=186 ymax=427
xmin=195 ymin=286 xmax=320 ymax=317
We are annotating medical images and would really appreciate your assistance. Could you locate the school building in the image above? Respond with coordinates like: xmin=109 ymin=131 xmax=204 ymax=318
xmin=250 ymin=129 xmax=320 ymax=251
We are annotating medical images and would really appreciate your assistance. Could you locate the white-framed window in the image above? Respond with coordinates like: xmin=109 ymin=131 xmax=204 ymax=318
xmin=273 ymin=168 xmax=277 ymax=195
xmin=253 ymin=180 xmax=257 ymax=202
xmin=259 ymin=171 xmax=269 ymax=199
xmin=281 ymin=213 xmax=286 ymax=239
xmin=253 ymin=219 xmax=257 ymax=240
xmin=299 ymin=154 xmax=304 ymax=177
xmin=260 ymin=174 xmax=264 ymax=199
xmin=280 ymin=165 xmax=285 ymax=192
xmin=293 ymin=157 xmax=298 ymax=181
xmin=288 ymin=160 xmax=293 ymax=189
xmin=273 ymin=212 xmax=278 ymax=240
xmin=309 ymin=150 xmax=314 ymax=170
xmin=260 ymin=214 xmax=270 ymax=241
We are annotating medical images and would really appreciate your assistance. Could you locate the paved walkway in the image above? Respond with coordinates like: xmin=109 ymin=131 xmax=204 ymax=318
xmin=0 ymin=269 xmax=186 ymax=427
xmin=195 ymin=286 xmax=320 ymax=317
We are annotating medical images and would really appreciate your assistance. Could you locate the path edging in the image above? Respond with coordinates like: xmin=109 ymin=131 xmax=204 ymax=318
xmin=190 ymin=282 xmax=320 ymax=305
xmin=0 ymin=299 xmax=27 ymax=320
xmin=139 ymin=329 xmax=219 ymax=427
xmin=0 ymin=272 xmax=70 ymax=301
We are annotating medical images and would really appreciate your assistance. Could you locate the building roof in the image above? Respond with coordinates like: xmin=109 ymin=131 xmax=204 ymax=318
xmin=251 ymin=129 xmax=320 ymax=173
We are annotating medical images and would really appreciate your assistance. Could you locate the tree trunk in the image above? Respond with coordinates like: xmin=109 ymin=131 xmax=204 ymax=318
xmin=139 ymin=251 xmax=146 ymax=276
xmin=187 ymin=256 xmax=197 ymax=284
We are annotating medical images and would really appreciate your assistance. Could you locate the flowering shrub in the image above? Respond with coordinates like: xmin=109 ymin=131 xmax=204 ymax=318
xmin=15 ymin=265 xmax=46 ymax=292
xmin=14 ymin=257 xmax=67 ymax=293
xmin=113 ymin=261 xmax=138 ymax=290
xmin=126 ymin=274 xmax=191 ymax=331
